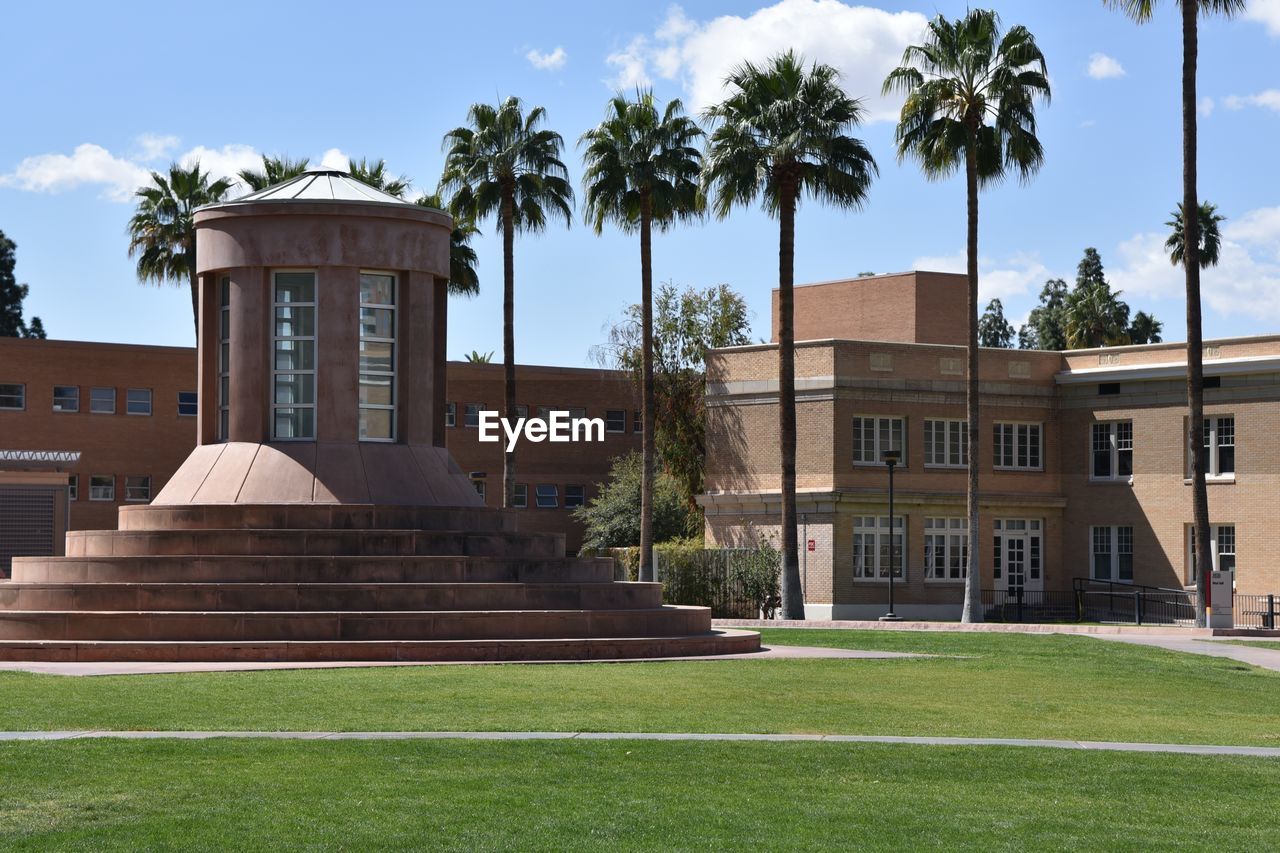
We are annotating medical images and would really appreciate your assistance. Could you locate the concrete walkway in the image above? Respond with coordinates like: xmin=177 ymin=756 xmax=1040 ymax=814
xmin=0 ymin=729 xmax=1275 ymax=757
xmin=1085 ymin=633 xmax=1280 ymax=673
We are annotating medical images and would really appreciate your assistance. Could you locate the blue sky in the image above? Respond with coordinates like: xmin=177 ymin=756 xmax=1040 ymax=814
xmin=2 ymin=0 xmax=1278 ymax=365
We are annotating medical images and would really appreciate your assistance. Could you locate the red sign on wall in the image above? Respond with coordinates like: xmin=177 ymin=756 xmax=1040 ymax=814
xmin=807 ymin=539 xmax=816 ymax=552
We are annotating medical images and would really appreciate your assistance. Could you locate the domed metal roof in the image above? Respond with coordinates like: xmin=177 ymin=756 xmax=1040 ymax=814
xmin=206 ymin=169 xmax=416 ymax=209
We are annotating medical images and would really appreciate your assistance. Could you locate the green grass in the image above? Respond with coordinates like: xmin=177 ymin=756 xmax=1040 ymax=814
xmin=0 ymin=630 xmax=1277 ymax=745
xmin=1 ymin=739 xmax=1276 ymax=850
xmin=1220 ymin=639 xmax=1280 ymax=651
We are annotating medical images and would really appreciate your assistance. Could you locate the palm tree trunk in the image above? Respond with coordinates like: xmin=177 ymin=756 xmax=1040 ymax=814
xmin=639 ymin=194 xmax=656 ymax=584
xmin=778 ymin=179 xmax=804 ymax=621
xmin=501 ymin=184 xmax=517 ymax=509
xmin=1183 ymin=3 xmax=1211 ymax=627
xmin=961 ymin=129 xmax=983 ymax=624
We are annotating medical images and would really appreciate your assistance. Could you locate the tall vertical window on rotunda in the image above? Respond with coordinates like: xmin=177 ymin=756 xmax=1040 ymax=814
xmin=359 ymin=272 xmax=396 ymax=441
xmin=218 ymin=277 xmax=230 ymax=440
xmin=272 ymin=271 xmax=317 ymax=440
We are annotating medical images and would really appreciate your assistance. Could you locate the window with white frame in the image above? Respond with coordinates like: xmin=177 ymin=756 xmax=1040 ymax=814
xmin=0 ymin=383 xmax=23 ymax=410
xmin=535 ymin=484 xmax=559 ymax=508
xmin=218 ymin=277 xmax=230 ymax=440
xmin=1187 ymin=524 xmax=1236 ymax=584
xmin=993 ymin=422 xmax=1042 ymax=470
xmin=852 ymin=515 xmax=905 ymax=580
xmin=924 ymin=517 xmax=968 ymax=581
xmin=513 ymin=483 xmax=528 ymax=508
xmin=464 ymin=404 xmax=481 ymax=427
xmin=358 ymin=272 xmax=396 ymax=441
xmin=992 ymin=519 xmax=1043 ymax=586
xmin=124 ymin=475 xmax=152 ymax=502
xmin=272 ymin=271 xmax=316 ymax=440
xmin=68 ymin=474 xmax=78 ymax=501
xmin=52 ymin=386 xmax=79 ymax=413
xmin=126 ymin=388 xmax=152 ymax=416
xmin=89 ymin=474 xmax=114 ymax=501
xmin=924 ymin=419 xmax=967 ymax=468
xmin=89 ymin=387 xmax=114 ymax=414
xmin=1091 ymin=421 xmax=1133 ymax=480
xmin=1196 ymin=416 xmax=1235 ymax=478
xmin=472 ymin=480 xmax=486 ymax=501
xmin=1091 ymin=525 xmax=1133 ymax=582
xmin=633 ymin=410 xmax=642 ymax=433
xmin=853 ymin=416 xmax=905 ymax=466
xmin=605 ymin=410 xmax=626 ymax=433
xmin=178 ymin=391 xmax=198 ymax=417
xmin=565 ymin=484 xmax=585 ymax=508
xmin=445 ymin=402 xmax=456 ymax=428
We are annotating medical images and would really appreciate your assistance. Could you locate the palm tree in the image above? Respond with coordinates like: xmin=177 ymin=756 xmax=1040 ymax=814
xmin=127 ymin=161 xmax=235 ymax=337
xmin=885 ymin=10 xmax=1050 ymax=623
xmin=237 ymin=155 xmax=310 ymax=192
xmin=704 ymin=51 xmax=877 ymax=620
xmin=441 ymin=97 xmax=574 ymax=507
xmin=416 ymin=193 xmax=481 ymax=297
xmin=1107 ymin=0 xmax=1245 ymax=627
xmin=1065 ymin=283 xmax=1131 ymax=348
xmin=1166 ymin=200 xmax=1226 ymax=267
xmin=580 ymin=90 xmax=704 ymax=584
xmin=1128 ymin=310 xmax=1164 ymax=344
xmin=463 ymin=350 xmax=495 ymax=363
xmin=348 ymin=157 xmax=411 ymax=198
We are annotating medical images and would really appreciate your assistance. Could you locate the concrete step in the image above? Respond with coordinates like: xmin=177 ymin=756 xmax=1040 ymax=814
xmin=10 ymin=555 xmax=613 ymax=585
xmin=65 ymin=528 xmax=565 ymax=559
xmin=117 ymin=504 xmax=521 ymax=533
xmin=0 ymin=582 xmax=663 ymax=613
xmin=0 ymin=606 xmax=712 ymax=642
xmin=0 ymin=629 xmax=762 ymax=662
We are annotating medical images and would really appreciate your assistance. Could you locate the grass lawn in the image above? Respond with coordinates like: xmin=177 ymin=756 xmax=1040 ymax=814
xmin=1220 ymin=640 xmax=1280 ymax=651
xmin=0 ymin=630 xmax=1277 ymax=745
xmin=1 ymin=738 xmax=1277 ymax=850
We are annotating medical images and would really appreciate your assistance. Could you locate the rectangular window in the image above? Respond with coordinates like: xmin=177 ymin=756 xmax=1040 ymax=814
xmin=464 ymin=404 xmax=481 ymax=428
xmin=1091 ymin=525 xmax=1134 ymax=582
xmin=923 ymin=419 xmax=967 ymax=468
xmin=218 ymin=276 xmax=230 ymax=440
xmin=535 ymin=484 xmax=559 ymax=508
xmin=565 ymin=484 xmax=585 ymax=508
xmin=272 ymin=271 xmax=317 ymax=440
xmin=178 ymin=391 xmax=198 ymax=417
xmin=993 ymin=422 xmax=1042 ymax=470
xmin=0 ymin=383 xmax=23 ymax=410
xmin=472 ymin=480 xmax=486 ymax=501
xmin=126 ymin=388 xmax=152 ymax=416
xmin=1188 ymin=524 xmax=1237 ymax=584
xmin=358 ymin=272 xmax=396 ymax=441
xmin=513 ymin=483 xmax=528 ymax=509
xmin=445 ymin=402 xmax=456 ymax=428
xmin=89 ymin=474 xmax=114 ymax=502
xmin=852 ymin=416 xmax=906 ymax=466
xmin=852 ymin=515 xmax=906 ymax=581
xmin=633 ymin=410 xmax=642 ymax=433
xmin=515 ymin=404 xmax=528 ymax=420
xmin=124 ymin=475 xmax=152 ymax=503
xmin=68 ymin=474 xmax=78 ymax=501
xmin=1198 ymin=416 xmax=1235 ymax=478
xmin=606 ymin=410 xmax=626 ymax=433
xmin=924 ymin=517 xmax=968 ymax=581
xmin=89 ymin=387 xmax=115 ymax=414
xmin=52 ymin=385 xmax=79 ymax=413
xmin=1091 ymin=421 xmax=1133 ymax=480
xmin=568 ymin=407 xmax=586 ymax=420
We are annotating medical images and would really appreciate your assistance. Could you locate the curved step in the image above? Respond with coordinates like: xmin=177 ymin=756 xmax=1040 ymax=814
xmin=11 ymin=555 xmax=613 ymax=585
xmin=0 ymin=606 xmax=713 ymax=642
xmin=118 ymin=504 xmax=521 ymax=533
xmin=0 ymin=629 xmax=762 ymax=662
xmin=65 ymin=528 xmax=565 ymax=559
xmin=0 ymin=582 xmax=663 ymax=613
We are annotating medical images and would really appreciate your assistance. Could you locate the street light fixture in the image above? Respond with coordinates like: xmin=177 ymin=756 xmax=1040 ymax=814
xmin=880 ymin=448 xmax=903 ymax=622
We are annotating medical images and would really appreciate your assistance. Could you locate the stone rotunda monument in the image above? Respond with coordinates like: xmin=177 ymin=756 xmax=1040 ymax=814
xmin=0 ymin=170 xmax=759 ymax=662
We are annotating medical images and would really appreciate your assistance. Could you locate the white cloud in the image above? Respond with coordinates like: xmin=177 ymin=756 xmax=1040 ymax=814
xmin=1224 ymin=89 xmax=1280 ymax=112
xmin=1245 ymin=0 xmax=1280 ymax=36
xmin=1198 ymin=96 xmax=1215 ymax=117
xmin=526 ymin=46 xmax=567 ymax=71
xmin=1086 ymin=53 xmax=1126 ymax=80
xmin=319 ymin=148 xmax=350 ymax=170
xmin=0 ymin=143 xmax=153 ymax=202
xmin=1110 ymin=206 xmax=1280 ymax=320
xmin=607 ymin=0 xmax=928 ymax=120
xmin=911 ymin=250 xmax=1050 ymax=302
xmin=135 ymin=133 xmax=180 ymax=160
xmin=179 ymin=144 xmax=261 ymax=183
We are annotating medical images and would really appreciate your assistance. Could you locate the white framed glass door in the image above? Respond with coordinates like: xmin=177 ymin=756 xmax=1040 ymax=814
xmin=993 ymin=519 xmax=1043 ymax=594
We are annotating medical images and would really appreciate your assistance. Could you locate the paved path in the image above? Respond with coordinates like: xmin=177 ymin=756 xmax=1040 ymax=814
xmin=0 ymin=729 xmax=1274 ymax=757
xmin=1085 ymin=633 xmax=1280 ymax=673
xmin=0 ymin=645 xmax=924 ymax=677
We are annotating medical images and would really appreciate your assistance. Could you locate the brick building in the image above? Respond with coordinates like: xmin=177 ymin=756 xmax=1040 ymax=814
xmin=0 ymin=337 xmax=639 ymax=572
xmin=702 ymin=271 xmax=1279 ymax=619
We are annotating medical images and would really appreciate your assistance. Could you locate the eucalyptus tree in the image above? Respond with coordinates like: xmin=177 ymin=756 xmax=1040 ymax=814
xmin=704 ymin=51 xmax=877 ymax=619
xmin=1166 ymin=200 xmax=1226 ymax=268
xmin=580 ymin=90 xmax=704 ymax=583
xmin=441 ymin=97 xmax=574 ymax=506
xmin=127 ymin=162 xmax=235 ymax=336
xmin=884 ymin=9 xmax=1050 ymax=622
xmin=1106 ymin=0 xmax=1246 ymax=626
xmin=978 ymin=298 xmax=1015 ymax=348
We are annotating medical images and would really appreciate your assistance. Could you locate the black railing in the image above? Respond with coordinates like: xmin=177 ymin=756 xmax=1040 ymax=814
xmin=1073 ymin=577 xmax=1197 ymax=626
xmin=1234 ymin=594 xmax=1279 ymax=630
xmin=654 ymin=548 xmax=781 ymax=619
xmin=982 ymin=589 xmax=1080 ymax=623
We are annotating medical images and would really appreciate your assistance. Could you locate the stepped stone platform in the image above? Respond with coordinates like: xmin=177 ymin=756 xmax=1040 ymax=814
xmin=0 ymin=504 xmax=760 ymax=663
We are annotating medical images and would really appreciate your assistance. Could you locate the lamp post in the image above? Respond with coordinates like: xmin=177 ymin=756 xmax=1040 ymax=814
xmin=880 ymin=448 xmax=903 ymax=622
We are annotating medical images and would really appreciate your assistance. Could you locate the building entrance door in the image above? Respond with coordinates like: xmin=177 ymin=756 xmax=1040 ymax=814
xmin=994 ymin=519 xmax=1044 ymax=595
